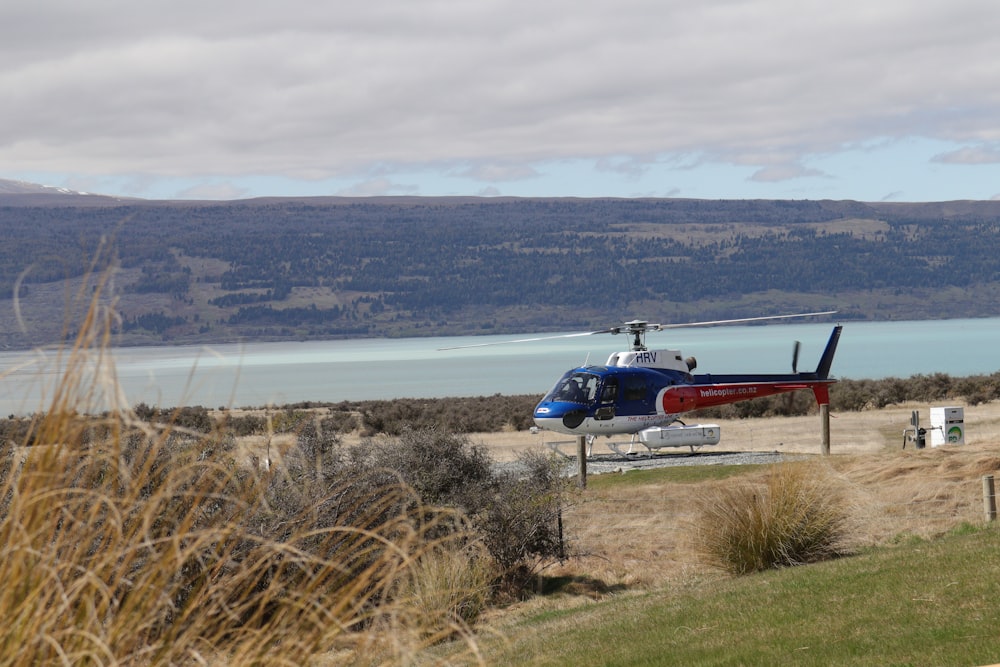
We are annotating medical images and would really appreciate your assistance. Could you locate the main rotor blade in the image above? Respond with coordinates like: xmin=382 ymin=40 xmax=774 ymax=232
xmin=437 ymin=310 xmax=837 ymax=350
xmin=649 ymin=310 xmax=837 ymax=330
xmin=437 ymin=330 xmax=606 ymax=350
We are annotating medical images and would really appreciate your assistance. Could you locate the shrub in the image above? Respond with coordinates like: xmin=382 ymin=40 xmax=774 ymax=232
xmin=357 ymin=395 xmax=541 ymax=435
xmin=478 ymin=450 xmax=569 ymax=596
xmin=0 ymin=267 xmax=484 ymax=665
xmin=219 ymin=411 xmax=268 ymax=436
xmin=688 ymin=463 xmax=850 ymax=575
xmin=351 ymin=429 xmax=570 ymax=596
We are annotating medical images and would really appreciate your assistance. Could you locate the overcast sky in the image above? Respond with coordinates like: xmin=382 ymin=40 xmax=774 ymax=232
xmin=3 ymin=0 xmax=1000 ymax=202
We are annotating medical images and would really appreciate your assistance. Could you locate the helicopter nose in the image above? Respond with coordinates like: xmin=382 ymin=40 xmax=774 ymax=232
xmin=533 ymin=401 xmax=586 ymax=434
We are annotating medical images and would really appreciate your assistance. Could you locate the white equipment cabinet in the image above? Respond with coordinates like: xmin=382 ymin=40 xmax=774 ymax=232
xmin=930 ymin=406 xmax=965 ymax=446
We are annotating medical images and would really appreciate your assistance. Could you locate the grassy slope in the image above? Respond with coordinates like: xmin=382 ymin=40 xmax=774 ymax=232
xmin=468 ymin=525 xmax=1000 ymax=666
xmin=430 ymin=452 xmax=1000 ymax=666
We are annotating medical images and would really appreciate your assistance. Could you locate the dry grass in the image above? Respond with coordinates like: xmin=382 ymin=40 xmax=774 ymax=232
xmin=0 ymin=272 xmax=488 ymax=665
xmin=447 ymin=399 xmax=1000 ymax=597
xmin=527 ymin=442 xmax=1000 ymax=598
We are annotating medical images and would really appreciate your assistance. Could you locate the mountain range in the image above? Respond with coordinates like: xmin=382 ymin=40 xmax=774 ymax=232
xmin=0 ymin=178 xmax=137 ymax=206
xmin=2 ymin=178 xmax=1000 ymax=350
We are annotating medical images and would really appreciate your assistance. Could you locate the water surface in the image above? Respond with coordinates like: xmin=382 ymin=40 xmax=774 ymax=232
xmin=0 ymin=318 xmax=996 ymax=415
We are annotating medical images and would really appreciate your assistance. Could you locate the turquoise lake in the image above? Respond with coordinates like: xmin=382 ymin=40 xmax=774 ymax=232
xmin=0 ymin=317 xmax=997 ymax=415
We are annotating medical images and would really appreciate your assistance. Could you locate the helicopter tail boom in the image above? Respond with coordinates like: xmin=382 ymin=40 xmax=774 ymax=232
xmin=673 ymin=324 xmax=844 ymax=412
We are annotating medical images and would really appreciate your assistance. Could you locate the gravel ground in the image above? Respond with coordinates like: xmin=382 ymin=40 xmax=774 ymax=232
xmin=554 ymin=449 xmax=796 ymax=477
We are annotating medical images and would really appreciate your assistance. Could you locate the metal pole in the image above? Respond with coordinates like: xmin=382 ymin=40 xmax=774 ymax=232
xmin=983 ymin=475 xmax=996 ymax=522
xmin=820 ymin=403 xmax=830 ymax=456
xmin=576 ymin=435 xmax=587 ymax=488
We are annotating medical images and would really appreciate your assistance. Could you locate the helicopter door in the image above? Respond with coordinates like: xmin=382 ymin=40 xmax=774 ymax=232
xmin=594 ymin=377 xmax=618 ymax=420
xmin=620 ymin=375 xmax=651 ymax=414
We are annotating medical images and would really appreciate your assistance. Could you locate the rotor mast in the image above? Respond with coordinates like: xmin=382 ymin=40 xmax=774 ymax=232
xmin=610 ymin=320 xmax=654 ymax=351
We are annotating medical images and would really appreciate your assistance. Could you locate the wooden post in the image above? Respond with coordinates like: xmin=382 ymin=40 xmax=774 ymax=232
xmin=983 ymin=475 xmax=996 ymax=522
xmin=820 ymin=403 xmax=830 ymax=456
xmin=576 ymin=435 xmax=587 ymax=488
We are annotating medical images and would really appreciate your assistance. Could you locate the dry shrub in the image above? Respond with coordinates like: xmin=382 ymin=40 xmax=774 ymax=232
xmin=0 ymin=267 xmax=485 ymax=665
xmin=688 ymin=463 xmax=851 ymax=575
xmin=391 ymin=544 xmax=493 ymax=633
xmin=352 ymin=430 xmax=570 ymax=597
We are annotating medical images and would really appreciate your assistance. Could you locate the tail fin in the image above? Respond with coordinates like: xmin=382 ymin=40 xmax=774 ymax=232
xmin=814 ymin=325 xmax=843 ymax=379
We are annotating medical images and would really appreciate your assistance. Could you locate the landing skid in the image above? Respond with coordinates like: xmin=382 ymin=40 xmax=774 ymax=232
xmin=607 ymin=435 xmax=705 ymax=457
xmin=606 ymin=438 xmax=639 ymax=457
xmin=544 ymin=437 xmax=595 ymax=459
xmin=545 ymin=421 xmax=720 ymax=459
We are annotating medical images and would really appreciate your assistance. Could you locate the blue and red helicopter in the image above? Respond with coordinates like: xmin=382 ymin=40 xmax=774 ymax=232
xmin=449 ymin=311 xmax=841 ymax=453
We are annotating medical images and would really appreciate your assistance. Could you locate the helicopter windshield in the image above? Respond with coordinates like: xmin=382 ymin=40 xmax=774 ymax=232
xmin=546 ymin=371 xmax=601 ymax=404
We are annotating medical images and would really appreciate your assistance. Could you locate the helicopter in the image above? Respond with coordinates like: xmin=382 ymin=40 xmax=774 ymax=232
xmin=447 ymin=311 xmax=841 ymax=453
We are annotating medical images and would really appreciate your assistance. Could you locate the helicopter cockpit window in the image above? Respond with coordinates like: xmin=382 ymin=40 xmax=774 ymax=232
xmin=548 ymin=372 xmax=600 ymax=404
xmin=600 ymin=377 xmax=618 ymax=404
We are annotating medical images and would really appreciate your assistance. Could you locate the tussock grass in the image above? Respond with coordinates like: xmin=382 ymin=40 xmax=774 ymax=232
xmin=391 ymin=544 xmax=493 ymax=635
xmin=687 ymin=463 xmax=851 ymax=574
xmin=0 ymin=272 xmax=485 ymax=665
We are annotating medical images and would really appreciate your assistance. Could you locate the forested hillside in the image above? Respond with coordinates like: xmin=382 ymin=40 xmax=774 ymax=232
xmin=1 ymin=196 xmax=999 ymax=349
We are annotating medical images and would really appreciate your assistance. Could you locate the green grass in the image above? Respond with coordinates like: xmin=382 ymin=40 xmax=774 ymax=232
xmin=587 ymin=463 xmax=758 ymax=489
xmin=462 ymin=526 xmax=1000 ymax=666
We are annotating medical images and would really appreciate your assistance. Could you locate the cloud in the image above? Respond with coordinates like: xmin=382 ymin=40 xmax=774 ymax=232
xmin=932 ymin=145 xmax=1000 ymax=164
xmin=176 ymin=181 xmax=249 ymax=200
xmin=595 ymin=156 xmax=654 ymax=180
xmin=749 ymin=164 xmax=827 ymax=183
xmin=2 ymin=0 xmax=1000 ymax=198
xmin=454 ymin=163 xmax=540 ymax=182
xmin=335 ymin=177 xmax=419 ymax=197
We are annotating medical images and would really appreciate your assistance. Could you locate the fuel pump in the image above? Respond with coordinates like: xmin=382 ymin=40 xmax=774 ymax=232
xmin=903 ymin=410 xmax=926 ymax=449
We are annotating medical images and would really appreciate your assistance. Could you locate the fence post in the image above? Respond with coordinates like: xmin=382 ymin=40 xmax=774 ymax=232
xmin=983 ymin=475 xmax=996 ymax=523
xmin=576 ymin=435 xmax=587 ymax=489
xmin=820 ymin=403 xmax=830 ymax=456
